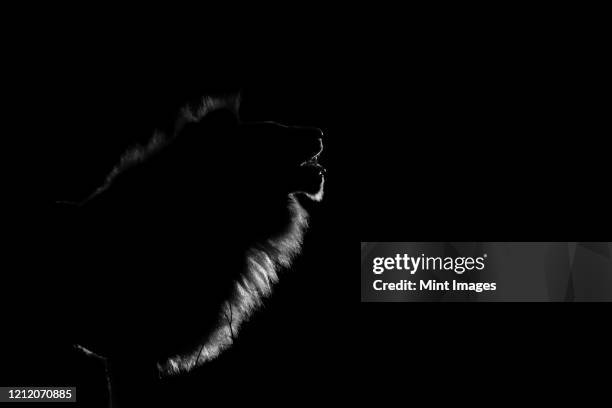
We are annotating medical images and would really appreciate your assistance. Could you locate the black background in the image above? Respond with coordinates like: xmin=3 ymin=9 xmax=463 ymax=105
xmin=356 ymin=20 xmax=610 ymax=402
xmin=358 ymin=34 xmax=610 ymax=242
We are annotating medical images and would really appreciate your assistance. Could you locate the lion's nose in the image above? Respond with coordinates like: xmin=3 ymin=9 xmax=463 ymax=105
xmin=315 ymin=130 xmax=324 ymax=156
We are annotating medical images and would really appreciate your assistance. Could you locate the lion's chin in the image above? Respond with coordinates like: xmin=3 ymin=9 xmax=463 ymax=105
xmin=300 ymin=177 xmax=325 ymax=202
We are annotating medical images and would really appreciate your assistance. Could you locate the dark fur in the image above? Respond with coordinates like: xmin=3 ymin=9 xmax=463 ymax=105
xmin=68 ymin=94 xmax=324 ymax=376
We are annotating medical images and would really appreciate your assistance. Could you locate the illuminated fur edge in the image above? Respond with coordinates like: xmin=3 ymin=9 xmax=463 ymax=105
xmin=157 ymin=195 xmax=308 ymax=375
xmin=79 ymin=93 xmax=240 ymax=206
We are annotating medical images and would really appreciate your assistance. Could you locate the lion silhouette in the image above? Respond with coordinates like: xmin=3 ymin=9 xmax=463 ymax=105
xmin=58 ymin=93 xmax=325 ymax=404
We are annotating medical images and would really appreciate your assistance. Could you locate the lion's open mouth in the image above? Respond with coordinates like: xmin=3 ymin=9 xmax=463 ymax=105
xmin=300 ymin=151 xmax=326 ymax=175
xmin=296 ymin=149 xmax=325 ymax=200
